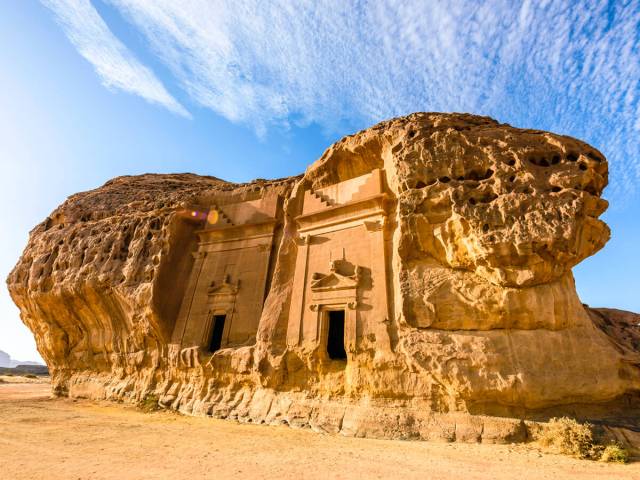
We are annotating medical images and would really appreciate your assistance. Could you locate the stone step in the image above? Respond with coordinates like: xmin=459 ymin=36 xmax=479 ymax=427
xmin=209 ymin=202 xmax=234 ymax=226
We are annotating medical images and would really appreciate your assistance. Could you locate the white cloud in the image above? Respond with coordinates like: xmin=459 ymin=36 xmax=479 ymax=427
xmin=45 ymin=0 xmax=639 ymax=197
xmin=41 ymin=0 xmax=190 ymax=117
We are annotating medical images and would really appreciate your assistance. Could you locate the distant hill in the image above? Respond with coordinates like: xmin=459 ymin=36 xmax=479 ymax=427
xmin=0 ymin=349 xmax=44 ymax=368
xmin=0 ymin=350 xmax=9 ymax=368
xmin=11 ymin=360 xmax=41 ymax=367
xmin=0 ymin=364 xmax=48 ymax=375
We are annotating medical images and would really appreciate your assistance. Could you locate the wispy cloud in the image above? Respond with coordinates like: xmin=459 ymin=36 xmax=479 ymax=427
xmin=42 ymin=0 xmax=189 ymax=117
xmin=45 ymin=1 xmax=639 ymax=197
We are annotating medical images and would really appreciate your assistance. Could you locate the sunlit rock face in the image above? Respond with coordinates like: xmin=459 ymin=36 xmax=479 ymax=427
xmin=394 ymin=115 xmax=609 ymax=288
xmin=7 ymin=113 xmax=640 ymax=444
xmin=391 ymin=115 xmax=610 ymax=331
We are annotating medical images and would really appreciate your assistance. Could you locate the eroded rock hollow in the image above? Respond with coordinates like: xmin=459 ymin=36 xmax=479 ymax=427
xmin=8 ymin=113 xmax=640 ymax=442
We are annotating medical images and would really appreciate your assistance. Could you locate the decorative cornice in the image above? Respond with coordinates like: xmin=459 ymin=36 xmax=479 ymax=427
xmin=296 ymin=194 xmax=391 ymax=234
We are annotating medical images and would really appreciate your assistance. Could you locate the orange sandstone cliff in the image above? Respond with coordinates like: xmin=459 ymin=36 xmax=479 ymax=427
xmin=7 ymin=113 xmax=640 ymax=443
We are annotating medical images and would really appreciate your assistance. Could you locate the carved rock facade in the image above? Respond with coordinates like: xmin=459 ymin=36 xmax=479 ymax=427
xmin=7 ymin=113 xmax=640 ymax=443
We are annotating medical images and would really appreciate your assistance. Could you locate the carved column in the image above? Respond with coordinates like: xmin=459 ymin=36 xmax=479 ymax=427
xmin=287 ymin=235 xmax=311 ymax=347
xmin=172 ymin=250 xmax=208 ymax=345
xmin=365 ymin=218 xmax=392 ymax=354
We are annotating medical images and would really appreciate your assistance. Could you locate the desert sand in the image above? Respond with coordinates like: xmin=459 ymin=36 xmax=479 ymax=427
xmin=0 ymin=380 xmax=636 ymax=480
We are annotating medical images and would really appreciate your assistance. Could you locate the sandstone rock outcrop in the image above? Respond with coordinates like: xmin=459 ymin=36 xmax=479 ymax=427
xmin=7 ymin=113 xmax=640 ymax=443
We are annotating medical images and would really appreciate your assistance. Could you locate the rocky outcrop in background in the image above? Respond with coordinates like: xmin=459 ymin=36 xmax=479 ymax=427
xmin=0 ymin=349 xmax=44 ymax=369
xmin=7 ymin=113 xmax=640 ymax=445
xmin=0 ymin=350 xmax=9 ymax=368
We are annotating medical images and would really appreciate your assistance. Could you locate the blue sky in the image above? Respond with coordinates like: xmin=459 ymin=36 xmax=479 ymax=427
xmin=0 ymin=0 xmax=638 ymax=362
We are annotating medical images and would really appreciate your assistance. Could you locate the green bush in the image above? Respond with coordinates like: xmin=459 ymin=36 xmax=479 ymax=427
xmin=24 ymin=374 xmax=37 ymax=379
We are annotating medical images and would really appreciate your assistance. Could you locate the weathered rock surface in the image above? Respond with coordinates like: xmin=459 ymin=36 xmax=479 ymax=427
xmin=7 ymin=113 xmax=640 ymax=443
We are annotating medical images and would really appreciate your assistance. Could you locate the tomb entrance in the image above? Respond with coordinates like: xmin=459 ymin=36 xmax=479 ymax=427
xmin=171 ymin=196 xmax=280 ymax=353
xmin=287 ymin=169 xmax=392 ymax=358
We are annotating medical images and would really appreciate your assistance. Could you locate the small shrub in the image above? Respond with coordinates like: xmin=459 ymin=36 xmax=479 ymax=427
xmin=536 ymin=417 xmax=631 ymax=462
xmin=536 ymin=417 xmax=598 ymax=459
xmin=600 ymin=444 xmax=629 ymax=464
xmin=139 ymin=394 xmax=160 ymax=413
xmin=24 ymin=374 xmax=37 ymax=379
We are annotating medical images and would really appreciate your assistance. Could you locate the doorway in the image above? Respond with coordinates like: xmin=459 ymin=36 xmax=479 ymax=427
xmin=326 ymin=310 xmax=347 ymax=360
xmin=208 ymin=314 xmax=226 ymax=352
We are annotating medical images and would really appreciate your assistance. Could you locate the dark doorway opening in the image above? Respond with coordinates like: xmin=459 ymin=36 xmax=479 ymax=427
xmin=208 ymin=315 xmax=226 ymax=353
xmin=327 ymin=310 xmax=347 ymax=360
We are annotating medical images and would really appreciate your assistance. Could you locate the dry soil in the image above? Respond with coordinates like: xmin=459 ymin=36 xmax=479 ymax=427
xmin=0 ymin=379 xmax=637 ymax=480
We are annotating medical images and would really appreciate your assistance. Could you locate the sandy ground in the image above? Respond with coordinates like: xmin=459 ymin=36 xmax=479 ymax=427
xmin=0 ymin=380 xmax=638 ymax=480
xmin=0 ymin=374 xmax=50 ymax=384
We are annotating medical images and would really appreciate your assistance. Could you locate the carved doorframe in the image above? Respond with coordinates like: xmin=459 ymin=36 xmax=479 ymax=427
xmin=313 ymin=303 xmax=357 ymax=360
xmin=309 ymin=261 xmax=360 ymax=356
xmin=203 ymin=277 xmax=239 ymax=350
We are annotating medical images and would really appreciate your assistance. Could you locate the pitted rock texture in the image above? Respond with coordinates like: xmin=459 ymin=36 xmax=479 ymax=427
xmin=7 ymin=113 xmax=640 ymax=444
